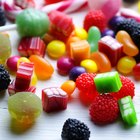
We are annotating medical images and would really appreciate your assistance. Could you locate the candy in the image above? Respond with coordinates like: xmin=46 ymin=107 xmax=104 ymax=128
xmin=42 ymin=87 xmax=68 ymax=113
xmin=87 ymin=26 xmax=101 ymax=53
xmin=17 ymin=57 xmax=30 ymax=67
xmin=98 ymin=36 xmax=123 ymax=66
xmin=0 ymin=7 xmax=6 ymax=26
xmin=8 ymin=92 xmax=42 ymax=124
xmin=57 ymin=57 xmax=75 ymax=75
xmin=101 ymin=28 xmax=115 ymax=38
xmin=87 ymin=0 xmax=122 ymax=22
xmin=15 ymin=62 xmax=34 ymax=91
xmin=42 ymin=33 xmax=55 ymax=45
xmin=60 ymin=80 xmax=76 ymax=96
xmin=46 ymin=40 xmax=66 ymax=59
xmin=6 ymin=56 xmax=20 ymax=72
xmin=116 ymin=31 xmax=139 ymax=56
xmin=133 ymin=63 xmax=140 ymax=80
xmin=44 ymin=0 xmax=62 ymax=4
xmin=0 ymin=33 xmax=11 ymax=65
xmin=18 ymin=37 xmax=46 ymax=57
xmin=94 ymin=71 xmax=122 ymax=93
xmin=80 ymin=59 xmax=98 ymax=73
xmin=118 ymin=96 xmax=137 ymax=125
xmin=90 ymin=52 xmax=111 ymax=72
xmin=16 ymin=9 xmax=50 ymax=37
xmin=69 ymin=66 xmax=86 ymax=81
xmin=70 ymin=40 xmax=90 ymax=65
xmin=117 ymin=56 xmax=136 ymax=75
xmin=29 ymin=55 xmax=54 ymax=80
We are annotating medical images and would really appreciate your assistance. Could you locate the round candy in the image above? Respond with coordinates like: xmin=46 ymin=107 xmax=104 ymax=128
xmin=46 ymin=40 xmax=66 ymax=59
xmin=16 ymin=9 xmax=50 ymax=37
xmin=57 ymin=56 xmax=75 ymax=75
xmin=6 ymin=56 xmax=20 ymax=72
xmin=69 ymin=66 xmax=86 ymax=81
xmin=117 ymin=56 xmax=136 ymax=75
xmin=101 ymin=29 xmax=115 ymax=37
xmin=61 ymin=80 xmax=76 ymax=96
xmin=17 ymin=57 xmax=30 ymax=67
xmin=80 ymin=59 xmax=98 ymax=73
xmin=8 ymin=92 xmax=42 ymax=124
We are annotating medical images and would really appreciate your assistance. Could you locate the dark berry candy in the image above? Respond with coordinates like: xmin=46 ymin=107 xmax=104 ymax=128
xmin=123 ymin=0 xmax=138 ymax=3
xmin=61 ymin=118 xmax=90 ymax=140
xmin=0 ymin=65 xmax=11 ymax=91
xmin=101 ymin=28 xmax=115 ymax=38
xmin=0 ymin=7 xmax=6 ymax=26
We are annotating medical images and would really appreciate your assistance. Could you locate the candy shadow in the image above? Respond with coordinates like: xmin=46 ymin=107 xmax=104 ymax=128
xmin=10 ymin=118 xmax=35 ymax=134
xmin=0 ymin=90 xmax=7 ymax=100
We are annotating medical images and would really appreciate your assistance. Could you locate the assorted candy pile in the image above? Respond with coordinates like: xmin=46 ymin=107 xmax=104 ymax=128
xmin=0 ymin=0 xmax=140 ymax=139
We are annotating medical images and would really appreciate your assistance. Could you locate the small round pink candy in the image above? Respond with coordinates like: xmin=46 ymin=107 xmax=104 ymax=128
xmin=87 ymin=0 xmax=122 ymax=23
xmin=7 ymin=56 xmax=20 ymax=72
xmin=57 ymin=57 xmax=75 ymax=75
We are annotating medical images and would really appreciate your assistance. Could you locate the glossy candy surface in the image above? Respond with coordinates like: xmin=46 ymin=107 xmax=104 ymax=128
xmin=87 ymin=26 xmax=101 ymax=53
xmin=101 ymin=28 xmax=115 ymax=37
xmin=117 ymin=56 xmax=136 ymax=75
xmin=118 ymin=96 xmax=137 ymax=125
xmin=46 ymin=40 xmax=66 ymax=59
xmin=94 ymin=71 xmax=122 ymax=93
xmin=116 ymin=30 xmax=139 ymax=56
xmin=29 ymin=55 xmax=54 ymax=80
xmin=8 ymin=92 xmax=42 ymax=124
xmin=16 ymin=9 xmax=50 ymax=37
xmin=90 ymin=52 xmax=111 ymax=72
xmin=133 ymin=63 xmax=140 ymax=80
xmin=42 ymin=87 xmax=68 ymax=113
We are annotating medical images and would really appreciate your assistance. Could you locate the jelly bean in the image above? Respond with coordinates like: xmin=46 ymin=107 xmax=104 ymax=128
xmin=116 ymin=30 xmax=139 ymax=56
xmin=46 ymin=40 xmax=66 ymax=59
xmin=87 ymin=26 xmax=101 ymax=53
xmin=133 ymin=63 xmax=140 ymax=80
xmin=6 ymin=56 xmax=20 ymax=72
xmin=69 ymin=66 xmax=86 ymax=81
xmin=60 ymin=80 xmax=76 ymax=96
xmin=29 ymin=55 xmax=54 ymax=80
xmin=80 ymin=59 xmax=98 ymax=73
xmin=70 ymin=40 xmax=90 ymax=65
xmin=117 ymin=56 xmax=136 ymax=75
xmin=17 ymin=57 xmax=30 ymax=67
xmin=101 ymin=28 xmax=115 ymax=38
xmin=74 ymin=27 xmax=88 ymax=40
xmin=118 ymin=96 xmax=137 ymax=125
xmin=98 ymin=36 xmax=123 ymax=66
xmin=90 ymin=52 xmax=112 ymax=72
xmin=30 ymin=71 xmax=38 ymax=86
xmin=57 ymin=56 xmax=75 ymax=75
xmin=94 ymin=71 xmax=122 ymax=93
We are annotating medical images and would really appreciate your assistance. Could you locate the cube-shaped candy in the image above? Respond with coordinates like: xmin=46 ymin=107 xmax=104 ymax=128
xmin=8 ymin=80 xmax=36 ymax=95
xmin=15 ymin=62 xmax=34 ymax=91
xmin=94 ymin=71 xmax=122 ymax=93
xmin=118 ymin=96 xmax=137 ymax=125
xmin=18 ymin=37 xmax=46 ymax=57
xmin=70 ymin=40 xmax=90 ymax=65
xmin=42 ymin=87 xmax=68 ymax=113
xmin=98 ymin=36 xmax=123 ymax=66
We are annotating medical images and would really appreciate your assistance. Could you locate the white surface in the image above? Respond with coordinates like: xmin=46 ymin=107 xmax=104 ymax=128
xmin=0 ymin=2 xmax=140 ymax=140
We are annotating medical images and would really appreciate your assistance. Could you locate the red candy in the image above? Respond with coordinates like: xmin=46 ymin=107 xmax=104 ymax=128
xmin=98 ymin=36 xmax=123 ymax=67
xmin=44 ymin=0 xmax=62 ymax=4
xmin=18 ymin=37 xmax=46 ymax=57
xmin=133 ymin=63 xmax=140 ymax=80
xmin=42 ymin=87 xmax=68 ymax=113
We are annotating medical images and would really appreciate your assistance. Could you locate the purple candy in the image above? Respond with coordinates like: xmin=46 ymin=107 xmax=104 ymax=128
xmin=69 ymin=66 xmax=86 ymax=81
xmin=108 ymin=16 xmax=125 ymax=30
xmin=57 ymin=56 xmax=75 ymax=75
xmin=101 ymin=29 xmax=115 ymax=38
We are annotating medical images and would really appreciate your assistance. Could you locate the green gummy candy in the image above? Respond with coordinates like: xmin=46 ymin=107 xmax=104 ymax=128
xmin=118 ymin=96 xmax=137 ymax=125
xmin=87 ymin=26 xmax=101 ymax=53
xmin=16 ymin=9 xmax=50 ymax=37
xmin=94 ymin=71 xmax=122 ymax=93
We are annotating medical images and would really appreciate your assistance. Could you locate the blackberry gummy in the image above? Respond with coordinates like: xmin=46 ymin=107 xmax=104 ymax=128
xmin=0 ymin=65 xmax=11 ymax=91
xmin=0 ymin=7 xmax=6 ymax=26
xmin=61 ymin=118 xmax=90 ymax=140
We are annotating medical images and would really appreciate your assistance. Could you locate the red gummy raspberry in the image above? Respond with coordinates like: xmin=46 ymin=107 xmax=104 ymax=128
xmin=76 ymin=73 xmax=97 ymax=93
xmin=89 ymin=94 xmax=119 ymax=125
xmin=84 ymin=10 xmax=106 ymax=31
xmin=111 ymin=75 xmax=135 ymax=100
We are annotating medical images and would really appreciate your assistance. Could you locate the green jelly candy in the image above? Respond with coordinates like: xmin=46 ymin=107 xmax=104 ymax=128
xmin=94 ymin=71 xmax=122 ymax=93
xmin=0 ymin=33 xmax=11 ymax=65
xmin=118 ymin=96 xmax=137 ymax=125
xmin=8 ymin=92 xmax=42 ymax=124
xmin=16 ymin=9 xmax=50 ymax=37
xmin=87 ymin=26 xmax=101 ymax=53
